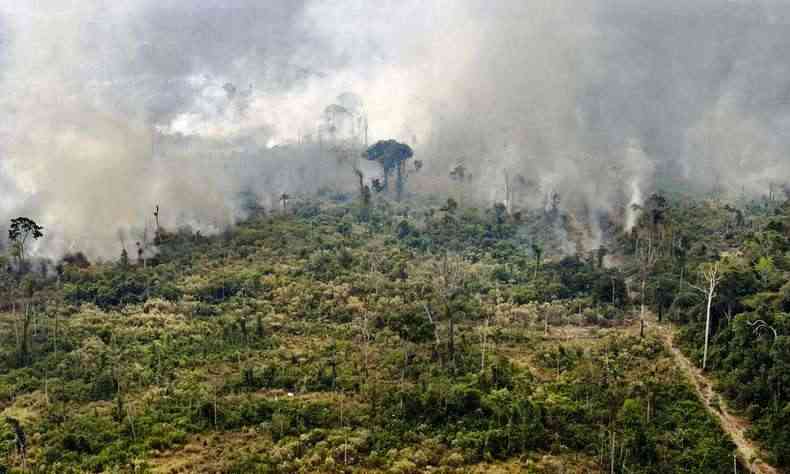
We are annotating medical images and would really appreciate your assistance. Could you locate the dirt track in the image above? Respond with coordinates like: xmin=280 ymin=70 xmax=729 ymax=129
xmin=657 ymin=325 xmax=779 ymax=474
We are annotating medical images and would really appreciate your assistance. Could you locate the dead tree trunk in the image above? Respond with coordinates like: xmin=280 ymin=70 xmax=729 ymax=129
xmin=690 ymin=262 xmax=722 ymax=371
xmin=637 ymin=236 xmax=657 ymax=338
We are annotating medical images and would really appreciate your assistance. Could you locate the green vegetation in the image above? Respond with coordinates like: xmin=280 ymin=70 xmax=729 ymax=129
xmin=2 ymin=191 xmax=788 ymax=472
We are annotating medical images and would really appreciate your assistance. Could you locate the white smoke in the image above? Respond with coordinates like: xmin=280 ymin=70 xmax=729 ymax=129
xmin=625 ymin=179 xmax=643 ymax=232
xmin=2 ymin=0 xmax=790 ymax=258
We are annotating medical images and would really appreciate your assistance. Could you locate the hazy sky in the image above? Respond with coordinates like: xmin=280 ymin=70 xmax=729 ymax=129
xmin=1 ymin=0 xmax=790 ymax=256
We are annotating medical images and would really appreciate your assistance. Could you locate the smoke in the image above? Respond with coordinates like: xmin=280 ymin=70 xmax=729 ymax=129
xmin=625 ymin=180 xmax=643 ymax=232
xmin=2 ymin=0 xmax=790 ymax=258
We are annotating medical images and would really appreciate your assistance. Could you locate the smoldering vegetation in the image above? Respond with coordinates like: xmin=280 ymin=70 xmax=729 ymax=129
xmin=1 ymin=0 xmax=790 ymax=260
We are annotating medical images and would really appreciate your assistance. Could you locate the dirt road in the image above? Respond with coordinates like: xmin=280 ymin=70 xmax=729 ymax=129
xmin=657 ymin=325 xmax=780 ymax=474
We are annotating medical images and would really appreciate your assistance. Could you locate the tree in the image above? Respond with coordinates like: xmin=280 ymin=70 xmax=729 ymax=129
xmin=153 ymin=204 xmax=161 ymax=241
xmin=531 ymin=242 xmax=543 ymax=279
xmin=652 ymin=275 xmax=677 ymax=323
xmin=113 ymin=229 xmax=128 ymax=269
xmin=493 ymin=202 xmax=507 ymax=226
xmin=8 ymin=217 xmax=44 ymax=271
xmin=644 ymin=193 xmax=668 ymax=235
xmin=449 ymin=164 xmax=470 ymax=206
xmin=5 ymin=417 xmax=26 ymax=471
xmin=440 ymin=198 xmax=458 ymax=216
xmin=354 ymin=168 xmax=372 ymax=222
xmin=13 ymin=284 xmax=37 ymax=368
xmin=371 ymin=178 xmax=385 ymax=193
xmin=545 ymin=191 xmax=561 ymax=221
xmin=504 ymin=170 xmax=514 ymax=215
xmin=430 ymin=254 xmax=470 ymax=373
xmin=690 ymin=262 xmax=722 ymax=370
xmin=279 ymin=193 xmax=290 ymax=211
xmin=755 ymin=256 xmax=776 ymax=287
xmin=135 ymin=223 xmax=152 ymax=270
xmin=449 ymin=163 xmax=468 ymax=182
xmin=636 ymin=235 xmax=658 ymax=337
xmin=596 ymin=246 xmax=608 ymax=269
xmin=365 ymin=140 xmax=414 ymax=201
xmin=119 ymin=248 xmax=129 ymax=269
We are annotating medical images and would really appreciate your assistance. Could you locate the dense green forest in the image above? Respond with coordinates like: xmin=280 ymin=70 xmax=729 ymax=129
xmin=0 ymin=189 xmax=788 ymax=473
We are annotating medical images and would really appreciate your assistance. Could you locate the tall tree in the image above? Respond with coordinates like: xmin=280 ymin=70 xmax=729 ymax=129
xmin=531 ymin=242 xmax=543 ymax=279
xmin=690 ymin=262 xmax=722 ymax=370
xmin=354 ymin=168 xmax=372 ymax=222
xmin=636 ymin=236 xmax=658 ymax=338
xmin=430 ymin=253 xmax=470 ymax=373
xmin=8 ymin=217 xmax=44 ymax=271
xmin=365 ymin=140 xmax=414 ymax=201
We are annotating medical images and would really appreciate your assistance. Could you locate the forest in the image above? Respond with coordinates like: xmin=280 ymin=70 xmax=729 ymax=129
xmin=5 ymin=0 xmax=790 ymax=472
xmin=1 ymin=180 xmax=788 ymax=473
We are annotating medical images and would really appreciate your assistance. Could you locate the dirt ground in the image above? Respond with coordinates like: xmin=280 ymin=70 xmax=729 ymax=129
xmin=655 ymin=323 xmax=779 ymax=474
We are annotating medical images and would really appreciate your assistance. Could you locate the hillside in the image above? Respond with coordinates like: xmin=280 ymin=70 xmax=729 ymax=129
xmin=1 ymin=193 xmax=788 ymax=473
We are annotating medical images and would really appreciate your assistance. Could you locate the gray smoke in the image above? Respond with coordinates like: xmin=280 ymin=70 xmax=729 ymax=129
xmin=1 ymin=0 xmax=789 ymax=258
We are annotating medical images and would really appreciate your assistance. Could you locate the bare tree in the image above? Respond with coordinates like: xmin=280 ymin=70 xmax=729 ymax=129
xmin=504 ymin=170 xmax=513 ymax=215
xmin=422 ymin=303 xmax=441 ymax=351
xmin=15 ymin=303 xmax=34 ymax=367
xmin=478 ymin=292 xmax=495 ymax=373
xmin=449 ymin=163 xmax=470 ymax=205
xmin=353 ymin=167 xmax=372 ymax=222
xmin=153 ymin=205 xmax=160 ymax=236
xmin=747 ymin=319 xmax=778 ymax=342
xmin=479 ymin=314 xmax=490 ymax=373
xmin=690 ymin=262 xmax=722 ymax=370
xmin=636 ymin=235 xmax=658 ymax=338
xmin=358 ymin=253 xmax=384 ymax=382
xmin=135 ymin=223 xmax=151 ymax=269
xmin=430 ymin=254 xmax=470 ymax=372
xmin=358 ymin=309 xmax=372 ymax=381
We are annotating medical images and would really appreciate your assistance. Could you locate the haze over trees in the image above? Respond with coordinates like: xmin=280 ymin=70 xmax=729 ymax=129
xmin=0 ymin=180 xmax=788 ymax=472
xmin=3 ymin=1 xmax=790 ymax=472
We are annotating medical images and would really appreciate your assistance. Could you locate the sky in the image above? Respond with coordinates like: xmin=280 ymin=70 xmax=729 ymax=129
xmin=1 ymin=0 xmax=790 ymax=257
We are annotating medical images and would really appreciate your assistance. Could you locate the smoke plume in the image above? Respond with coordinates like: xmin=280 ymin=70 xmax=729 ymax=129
xmin=1 ymin=0 xmax=789 ymax=257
